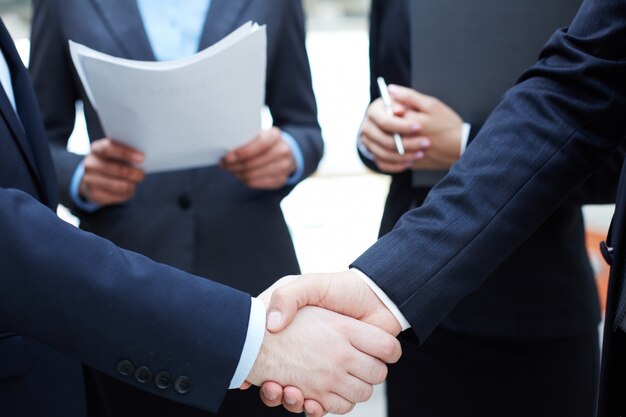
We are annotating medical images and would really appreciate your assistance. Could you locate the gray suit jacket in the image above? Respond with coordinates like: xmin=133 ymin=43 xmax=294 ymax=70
xmin=30 ymin=0 xmax=323 ymax=296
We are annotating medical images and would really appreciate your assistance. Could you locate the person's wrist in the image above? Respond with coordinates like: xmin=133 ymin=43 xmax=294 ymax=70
xmin=230 ymin=297 xmax=266 ymax=389
xmin=78 ymin=181 xmax=91 ymax=202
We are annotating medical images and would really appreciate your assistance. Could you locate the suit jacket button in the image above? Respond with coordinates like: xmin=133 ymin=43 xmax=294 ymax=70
xmin=178 ymin=194 xmax=191 ymax=210
xmin=174 ymin=376 xmax=192 ymax=394
xmin=116 ymin=360 xmax=135 ymax=376
xmin=600 ymin=240 xmax=614 ymax=265
xmin=134 ymin=366 xmax=153 ymax=384
xmin=155 ymin=371 xmax=173 ymax=390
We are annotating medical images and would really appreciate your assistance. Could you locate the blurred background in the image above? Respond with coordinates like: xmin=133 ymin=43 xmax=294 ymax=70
xmin=0 ymin=1 xmax=614 ymax=416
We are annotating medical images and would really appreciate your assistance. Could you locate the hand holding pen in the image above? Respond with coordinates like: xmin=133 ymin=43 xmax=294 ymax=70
xmin=377 ymin=77 xmax=406 ymax=155
xmin=360 ymin=83 xmax=465 ymax=173
xmin=359 ymin=80 xmax=432 ymax=173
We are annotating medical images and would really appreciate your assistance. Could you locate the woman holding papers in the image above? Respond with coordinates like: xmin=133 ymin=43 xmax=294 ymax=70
xmin=358 ymin=0 xmax=623 ymax=416
xmin=30 ymin=0 xmax=322 ymax=416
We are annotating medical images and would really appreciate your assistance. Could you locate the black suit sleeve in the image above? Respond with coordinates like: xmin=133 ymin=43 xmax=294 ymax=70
xmin=266 ymin=0 xmax=324 ymax=186
xmin=30 ymin=0 xmax=84 ymax=209
xmin=0 ymin=188 xmax=251 ymax=412
xmin=352 ymin=0 xmax=626 ymax=344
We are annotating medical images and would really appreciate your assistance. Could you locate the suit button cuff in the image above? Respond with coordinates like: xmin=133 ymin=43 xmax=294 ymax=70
xmin=116 ymin=360 xmax=135 ymax=376
xmin=174 ymin=376 xmax=192 ymax=394
xmin=600 ymin=240 xmax=614 ymax=265
xmin=134 ymin=366 xmax=153 ymax=384
xmin=154 ymin=371 xmax=173 ymax=389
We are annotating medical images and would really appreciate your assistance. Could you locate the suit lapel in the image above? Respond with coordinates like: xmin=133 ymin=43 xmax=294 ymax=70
xmin=0 ymin=24 xmax=42 ymax=186
xmin=0 ymin=21 xmax=59 ymax=206
xmin=199 ymin=0 xmax=253 ymax=49
xmin=89 ymin=0 xmax=156 ymax=61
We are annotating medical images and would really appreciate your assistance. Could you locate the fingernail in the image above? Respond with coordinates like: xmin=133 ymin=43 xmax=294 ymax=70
xmin=265 ymin=390 xmax=278 ymax=401
xmin=410 ymin=123 xmax=421 ymax=131
xmin=285 ymin=396 xmax=297 ymax=406
xmin=266 ymin=310 xmax=282 ymax=330
xmin=388 ymin=84 xmax=400 ymax=95
xmin=414 ymin=151 xmax=425 ymax=160
xmin=418 ymin=138 xmax=431 ymax=147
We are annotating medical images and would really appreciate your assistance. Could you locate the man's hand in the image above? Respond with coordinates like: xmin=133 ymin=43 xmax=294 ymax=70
xmin=221 ymin=127 xmax=296 ymax=190
xmin=260 ymin=271 xmax=402 ymax=336
xmin=80 ymin=138 xmax=145 ymax=206
xmin=254 ymin=271 xmax=403 ymax=416
xmin=246 ymin=306 xmax=402 ymax=415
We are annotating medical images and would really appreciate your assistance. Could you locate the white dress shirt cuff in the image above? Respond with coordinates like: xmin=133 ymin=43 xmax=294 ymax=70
xmin=350 ymin=268 xmax=411 ymax=331
xmin=460 ymin=123 xmax=471 ymax=156
xmin=228 ymin=297 xmax=266 ymax=389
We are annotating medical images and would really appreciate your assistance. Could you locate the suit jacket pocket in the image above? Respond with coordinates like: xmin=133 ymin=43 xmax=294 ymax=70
xmin=0 ymin=333 xmax=29 ymax=380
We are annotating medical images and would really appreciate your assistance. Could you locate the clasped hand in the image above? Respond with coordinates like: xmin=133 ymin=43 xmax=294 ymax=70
xmin=244 ymin=271 xmax=403 ymax=417
xmin=360 ymin=84 xmax=463 ymax=173
xmin=220 ymin=127 xmax=296 ymax=190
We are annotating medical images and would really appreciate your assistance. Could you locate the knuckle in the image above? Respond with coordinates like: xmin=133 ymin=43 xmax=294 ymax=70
xmin=116 ymin=165 xmax=129 ymax=177
xmin=372 ymin=363 xmax=388 ymax=384
xmin=424 ymin=98 xmax=438 ymax=111
xmin=271 ymin=287 xmax=287 ymax=305
xmin=115 ymin=182 xmax=131 ymax=194
xmin=358 ymin=383 xmax=374 ymax=402
xmin=333 ymin=400 xmax=354 ymax=415
xmin=278 ymin=146 xmax=291 ymax=158
xmin=336 ymin=350 xmax=352 ymax=368
xmin=83 ymin=155 xmax=97 ymax=168
xmin=379 ymin=337 xmax=398 ymax=361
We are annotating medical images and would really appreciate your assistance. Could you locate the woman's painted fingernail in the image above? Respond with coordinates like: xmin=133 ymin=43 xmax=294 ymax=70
xmin=418 ymin=138 xmax=431 ymax=147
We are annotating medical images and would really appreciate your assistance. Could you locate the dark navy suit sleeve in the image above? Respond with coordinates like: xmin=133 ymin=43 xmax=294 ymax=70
xmin=266 ymin=0 xmax=323 ymax=185
xmin=467 ymin=122 xmax=624 ymax=206
xmin=566 ymin=143 xmax=625 ymax=205
xmin=352 ymin=0 xmax=626 ymax=343
xmin=30 ymin=0 xmax=84 ymax=209
xmin=0 ymin=188 xmax=251 ymax=412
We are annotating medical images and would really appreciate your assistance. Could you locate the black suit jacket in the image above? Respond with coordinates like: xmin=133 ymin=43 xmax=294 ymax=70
xmin=353 ymin=0 xmax=626 ymax=414
xmin=360 ymin=0 xmax=624 ymax=340
xmin=0 ymin=19 xmax=251 ymax=416
xmin=30 ymin=0 xmax=323 ymax=296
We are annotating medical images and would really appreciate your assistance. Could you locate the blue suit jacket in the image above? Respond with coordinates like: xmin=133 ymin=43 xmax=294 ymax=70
xmin=0 ymin=19 xmax=251 ymax=416
xmin=352 ymin=0 xmax=626 ymax=414
xmin=361 ymin=0 xmax=624 ymax=340
xmin=30 ymin=0 xmax=323 ymax=297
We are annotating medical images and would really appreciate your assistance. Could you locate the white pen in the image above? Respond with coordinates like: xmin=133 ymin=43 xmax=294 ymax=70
xmin=377 ymin=76 xmax=405 ymax=155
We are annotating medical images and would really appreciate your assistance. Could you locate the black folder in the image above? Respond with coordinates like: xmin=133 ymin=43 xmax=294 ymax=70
xmin=409 ymin=0 xmax=582 ymax=186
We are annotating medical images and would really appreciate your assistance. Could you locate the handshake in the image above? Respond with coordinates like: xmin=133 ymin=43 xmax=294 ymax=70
xmin=242 ymin=270 xmax=404 ymax=417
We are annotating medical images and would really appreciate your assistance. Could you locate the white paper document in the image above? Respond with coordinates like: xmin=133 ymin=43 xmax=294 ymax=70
xmin=69 ymin=22 xmax=267 ymax=173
